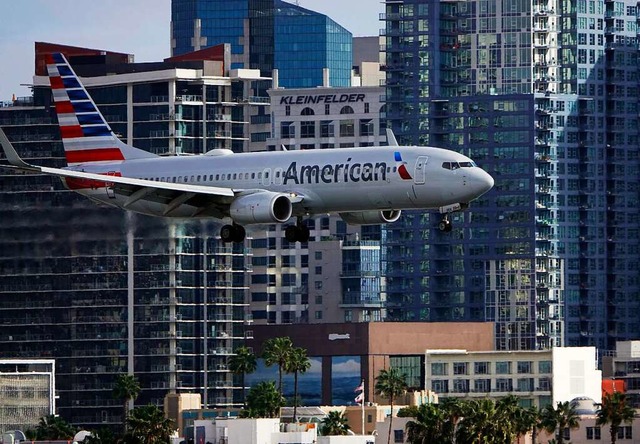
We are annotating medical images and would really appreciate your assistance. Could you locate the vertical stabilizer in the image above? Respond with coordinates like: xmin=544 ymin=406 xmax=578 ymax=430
xmin=45 ymin=52 xmax=157 ymax=165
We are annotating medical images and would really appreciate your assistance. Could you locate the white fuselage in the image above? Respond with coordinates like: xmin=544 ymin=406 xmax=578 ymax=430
xmin=69 ymin=145 xmax=493 ymax=219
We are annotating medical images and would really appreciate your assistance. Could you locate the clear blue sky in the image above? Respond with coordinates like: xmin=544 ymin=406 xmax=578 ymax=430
xmin=0 ymin=0 xmax=381 ymax=101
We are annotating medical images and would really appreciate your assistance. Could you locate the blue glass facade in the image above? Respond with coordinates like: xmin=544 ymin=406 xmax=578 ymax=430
xmin=382 ymin=0 xmax=640 ymax=352
xmin=171 ymin=0 xmax=352 ymax=88
xmin=274 ymin=2 xmax=352 ymax=88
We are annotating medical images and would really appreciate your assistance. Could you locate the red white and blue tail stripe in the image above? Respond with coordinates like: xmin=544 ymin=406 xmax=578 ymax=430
xmin=46 ymin=52 xmax=156 ymax=166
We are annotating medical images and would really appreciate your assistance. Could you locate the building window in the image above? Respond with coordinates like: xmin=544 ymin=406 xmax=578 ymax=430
xmin=453 ymin=362 xmax=468 ymax=375
xmin=360 ymin=119 xmax=374 ymax=136
xmin=431 ymin=379 xmax=448 ymax=393
xmin=314 ymin=281 xmax=323 ymax=289
xmin=285 ymin=105 xmax=290 ymax=116
xmin=586 ymin=426 xmax=601 ymax=440
xmin=320 ymin=120 xmax=334 ymax=137
xmin=496 ymin=378 xmax=513 ymax=392
xmin=538 ymin=360 xmax=552 ymax=373
xmin=345 ymin=310 xmax=352 ymax=322
xmin=301 ymin=121 xmax=315 ymax=138
xmin=393 ymin=429 xmax=404 ymax=443
xmin=340 ymin=119 xmax=355 ymax=137
xmin=301 ymin=107 xmax=315 ymax=116
xmin=474 ymin=362 xmax=490 ymax=375
xmin=517 ymin=361 xmax=532 ymax=374
xmin=340 ymin=105 xmax=354 ymax=115
xmin=315 ymin=295 xmax=322 ymax=304
xmin=315 ymin=311 xmax=323 ymax=320
xmin=364 ymin=102 xmax=370 ymax=113
xmin=315 ymin=251 xmax=322 ymax=260
xmin=325 ymin=104 xmax=330 ymax=115
xmin=281 ymin=121 xmax=295 ymax=138
xmin=474 ymin=379 xmax=491 ymax=392
xmin=453 ymin=379 xmax=469 ymax=393
xmin=496 ymin=361 xmax=512 ymax=374
xmin=431 ymin=362 xmax=448 ymax=376
xmin=315 ymin=266 xmax=322 ymax=275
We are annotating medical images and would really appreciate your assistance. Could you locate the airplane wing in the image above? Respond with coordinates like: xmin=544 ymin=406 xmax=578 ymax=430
xmin=1 ymin=127 xmax=304 ymax=219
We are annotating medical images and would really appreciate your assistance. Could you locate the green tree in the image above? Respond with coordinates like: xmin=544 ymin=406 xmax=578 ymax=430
xmin=243 ymin=380 xmax=284 ymax=418
xmin=113 ymin=374 xmax=141 ymax=431
xmin=439 ymin=397 xmax=465 ymax=443
xmin=26 ymin=414 xmax=76 ymax=440
xmin=320 ymin=410 xmax=351 ymax=436
xmin=124 ymin=404 xmax=176 ymax=444
xmin=405 ymin=403 xmax=454 ymax=444
xmin=456 ymin=398 xmax=504 ymax=444
xmin=375 ymin=367 xmax=408 ymax=444
xmin=596 ymin=392 xmax=636 ymax=444
xmin=263 ymin=336 xmax=294 ymax=398
xmin=229 ymin=346 xmax=257 ymax=408
xmin=283 ymin=346 xmax=311 ymax=422
xmin=539 ymin=401 xmax=580 ymax=444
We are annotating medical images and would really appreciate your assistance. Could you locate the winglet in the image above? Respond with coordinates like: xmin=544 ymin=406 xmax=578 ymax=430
xmin=0 ymin=127 xmax=37 ymax=170
xmin=386 ymin=128 xmax=399 ymax=147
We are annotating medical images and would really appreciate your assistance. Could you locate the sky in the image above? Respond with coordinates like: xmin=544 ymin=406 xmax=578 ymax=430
xmin=0 ymin=0 xmax=381 ymax=101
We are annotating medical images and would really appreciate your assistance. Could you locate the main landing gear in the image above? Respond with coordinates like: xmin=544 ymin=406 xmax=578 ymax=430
xmin=285 ymin=217 xmax=310 ymax=243
xmin=220 ymin=223 xmax=246 ymax=243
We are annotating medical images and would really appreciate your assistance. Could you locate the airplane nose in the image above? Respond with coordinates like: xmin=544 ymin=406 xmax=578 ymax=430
xmin=472 ymin=170 xmax=494 ymax=198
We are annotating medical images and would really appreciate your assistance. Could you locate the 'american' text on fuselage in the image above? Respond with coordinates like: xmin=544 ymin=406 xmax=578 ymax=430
xmin=283 ymin=159 xmax=388 ymax=185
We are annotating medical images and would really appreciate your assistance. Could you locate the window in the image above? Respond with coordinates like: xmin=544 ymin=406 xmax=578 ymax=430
xmin=340 ymin=105 xmax=354 ymax=114
xmin=431 ymin=362 xmax=448 ymax=376
xmin=345 ymin=310 xmax=353 ymax=322
xmin=314 ymin=281 xmax=323 ymax=289
xmin=315 ymin=251 xmax=322 ymax=260
xmin=324 ymin=104 xmax=330 ymax=115
xmin=393 ymin=429 xmax=404 ymax=443
xmin=364 ymin=102 xmax=370 ymax=113
xmin=538 ymin=360 xmax=552 ymax=373
xmin=453 ymin=379 xmax=469 ymax=393
xmin=474 ymin=362 xmax=490 ymax=374
xmin=285 ymin=105 xmax=290 ymax=116
xmin=315 ymin=266 xmax=322 ymax=275
xmin=586 ymin=426 xmax=601 ymax=440
xmin=320 ymin=120 xmax=334 ymax=138
xmin=315 ymin=295 xmax=322 ymax=304
xmin=431 ymin=379 xmax=449 ymax=393
xmin=360 ymin=119 xmax=374 ymax=136
xmin=281 ymin=122 xmax=295 ymax=138
xmin=340 ymin=119 xmax=355 ymax=137
xmin=517 ymin=361 xmax=532 ymax=374
xmin=474 ymin=378 xmax=491 ymax=392
xmin=301 ymin=121 xmax=315 ymax=138
xmin=453 ymin=362 xmax=468 ymax=375
xmin=496 ymin=361 xmax=511 ymax=374
xmin=315 ymin=310 xmax=323 ymax=320
xmin=496 ymin=378 xmax=513 ymax=391
xmin=301 ymin=107 xmax=314 ymax=115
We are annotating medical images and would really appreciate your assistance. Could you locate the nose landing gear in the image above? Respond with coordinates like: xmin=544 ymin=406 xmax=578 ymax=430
xmin=438 ymin=215 xmax=453 ymax=232
xmin=437 ymin=202 xmax=467 ymax=233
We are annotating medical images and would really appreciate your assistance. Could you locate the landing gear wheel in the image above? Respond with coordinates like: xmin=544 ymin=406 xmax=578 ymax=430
xmin=220 ymin=224 xmax=246 ymax=243
xmin=220 ymin=224 xmax=235 ymax=243
xmin=297 ymin=225 xmax=310 ymax=243
xmin=438 ymin=219 xmax=452 ymax=233
xmin=285 ymin=226 xmax=299 ymax=243
xmin=232 ymin=224 xmax=246 ymax=243
xmin=284 ymin=221 xmax=310 ymax=243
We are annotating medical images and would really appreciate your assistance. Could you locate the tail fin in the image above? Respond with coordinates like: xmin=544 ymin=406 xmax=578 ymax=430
xmin=45 ymin=53 xmax=157 ymax=165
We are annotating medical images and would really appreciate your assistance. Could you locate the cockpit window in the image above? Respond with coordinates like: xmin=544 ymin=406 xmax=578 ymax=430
xmin=442 ymin=161 xmax=476 ymax=170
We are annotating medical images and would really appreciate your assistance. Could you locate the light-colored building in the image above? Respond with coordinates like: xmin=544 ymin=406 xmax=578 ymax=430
xmin=602 ymin=340 xmax=640 ymax=407
xmin=0 ymin=359 xmax=55 ymax=433
xmin=425 ymin=346 xmax=601 ymax=408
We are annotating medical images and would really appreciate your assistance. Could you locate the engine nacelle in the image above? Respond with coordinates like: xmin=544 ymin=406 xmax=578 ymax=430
xmin=338 ymin=210 xmax=402 ymax=225
xmin=230 ymin=191 xmax=293 ymax=224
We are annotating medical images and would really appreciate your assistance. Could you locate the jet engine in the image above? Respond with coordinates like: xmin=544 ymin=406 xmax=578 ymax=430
xmin=230 ymin=191 xmax=293 ymax=224
xmin=338 ymin=210 xmax=402 ymax=225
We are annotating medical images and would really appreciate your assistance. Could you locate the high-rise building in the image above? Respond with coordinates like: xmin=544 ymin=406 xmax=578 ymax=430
xmin=171 ymin=0 xmax=353 ymax=88
xmin=0 ymin=42 xmax=269 ymax=428
xmin=381 ymin=0 xmax=640 ymax=351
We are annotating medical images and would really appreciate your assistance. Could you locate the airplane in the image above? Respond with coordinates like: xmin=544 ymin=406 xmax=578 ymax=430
xmin=0 ymin=52 xmax=494 ymax=243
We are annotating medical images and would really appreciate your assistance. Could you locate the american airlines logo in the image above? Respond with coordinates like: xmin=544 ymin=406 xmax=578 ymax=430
xmin=283 ymin=158 xmax=388 ymax=185
xmin=280 ymin=93 xmax=366 ymax=105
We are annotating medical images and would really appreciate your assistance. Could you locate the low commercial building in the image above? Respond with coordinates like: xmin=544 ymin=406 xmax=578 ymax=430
xmin=425 ymin=346 xmax=601 ymax=408
xmin=602 ymin=340 xmax=640 ymax=407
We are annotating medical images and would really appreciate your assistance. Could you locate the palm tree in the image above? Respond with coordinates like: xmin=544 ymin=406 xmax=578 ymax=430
xmin=229 ymin=346 xmax=257 ymax=408
xmin=124 ymin=404 xmax=176 ymax=444
xmin=283 ymin=346 xmax=311 ymax=422
xmin=27 ymin=414 xmax=76 ymax=440
xmin=495 ymin=395 xmax=538 ymax=444
xmin=243 ymin=380 xmax=284 ymax=418
xmin=456 ymin=398 xmax=503 ymax=444
xmin=439 ymin=397 xmax=465 ymax=443
xmin=320 ymin=410 xmax=351 ymax=436
xmin=539 ymin=401 xmax=580 ymax=444
xmin=263 ymin=336 xmax=294 ymax=397
xmin=596 ymin=392 xmax=636 ymax=444
xmin=375 ymin=367 xmax=408 ymax=444
xmin=405 ymin=403 xmax=454 ymax=444
xmin=113 ymin=374 xmax=141 ymax=433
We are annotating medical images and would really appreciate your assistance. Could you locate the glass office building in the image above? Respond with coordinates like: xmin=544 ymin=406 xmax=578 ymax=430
xmin=381 ymin=0 xmax=640 ymax=351
xmin=0 ymin=47 xmax=268 ymax=428
xmin=171 ymin=0 xmax=353 ymax=88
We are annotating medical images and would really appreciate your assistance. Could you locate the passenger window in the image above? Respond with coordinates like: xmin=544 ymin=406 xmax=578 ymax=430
xmin=233 ymin=173 xmax=237 ymax=180
xmin=252 ymin=172 xmax=256 ymax=179
xmin=184 ymin=177 xmax=188 ymax=182
xmin=265 ymin=172 xmax=269 ymax=178
xmin=276 ymin=171 xmax=280 ymax=177
xmin=173 ymin=177 xmax=177 ymax=183
xmin=178 ymin=176 xmax=182 ymax=182
xmin=161 ymin=177 xmax=165 ymax=181
xmin=245 ymin=173 xmax=249 ymax=179
xmin=190 ymin=175 xmax=195 ymax=181
xmin=197 ymin=175 xmax=201 ymax=181
xmin=215 ymin=174 xmax=219 ymax=180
